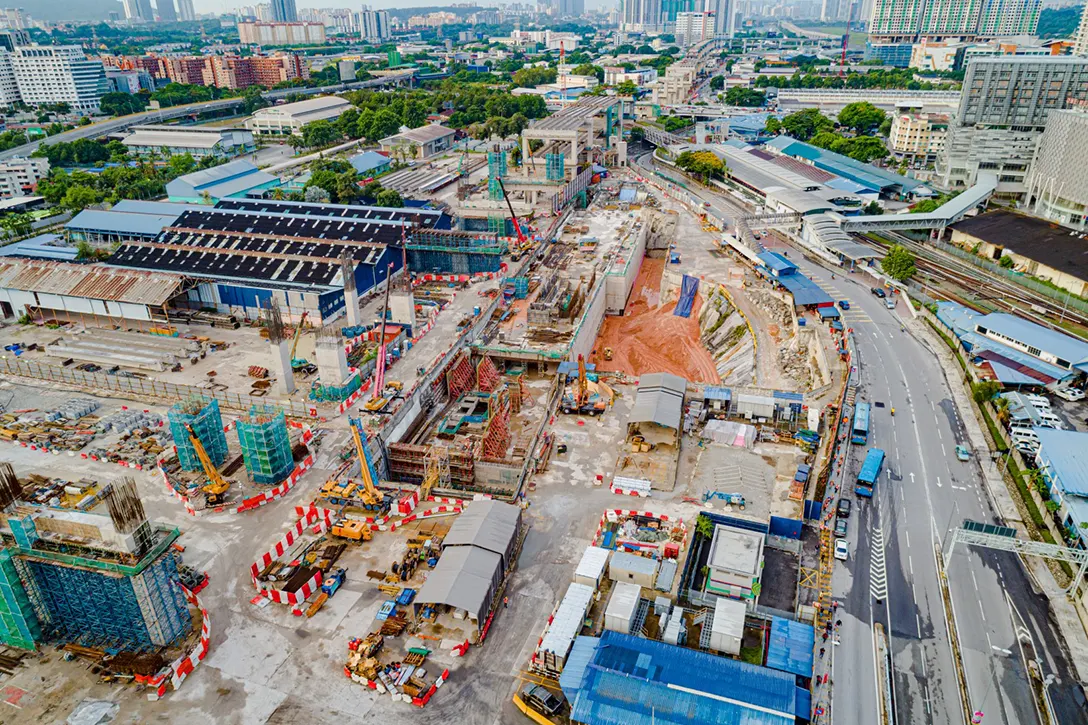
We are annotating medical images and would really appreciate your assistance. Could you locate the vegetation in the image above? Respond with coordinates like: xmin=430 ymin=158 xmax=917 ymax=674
xmin=910 ymin=191 xmax=960 ymax=214
xmin=98 ymin=92 xmax=147 ymax=117
xmin=724 ymin=87 xmax=766 ymax=107
xmin=660 ymin=116 xmax=694 ymax=133
xmin=0 ymin=212 xmax=32 ymax=238
xmin=676 ymin=150 xmax=727 ymax=184
xmin=837 ymin=102 xmax=886 ymax=135
xmin=753 ymin=68 xmax=958 ymax=91
xmin=879 ymin=244 xmax=916 ymax=282
xmin=36 ymin=153 xmax=222 ymax=210
xmin=765 ymin=108 xmax=833 ymax=141
xmin=709 ymin=75 xmax=725 ymax=91
xmin=810 ymin=132 xmax=889 ymax=162
xmin=512 ymin=66 xmax=557 ymax=88
xmin=863 ymin=201 xmax=883 ymax=216
xmin=33 ymin=138 xmax=112 ymax=166
xmin=971 ymin=380 xmax=1002 ymax=405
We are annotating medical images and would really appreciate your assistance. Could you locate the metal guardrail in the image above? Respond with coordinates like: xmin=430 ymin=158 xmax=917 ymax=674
xmin=0 ymin=357 xmax=314 ymax=418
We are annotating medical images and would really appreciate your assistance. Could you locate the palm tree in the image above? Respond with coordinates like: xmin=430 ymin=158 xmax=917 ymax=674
xmin=992 ymin=396 xmax=1010 ymax=426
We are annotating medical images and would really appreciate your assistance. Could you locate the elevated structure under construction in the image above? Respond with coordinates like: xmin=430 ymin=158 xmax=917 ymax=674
xmin=168 ymin=397 xmax=228 ymax=472
xmin=236 ymin=405 xmax=294 ymax=485
xmin=0 ymin=472 xmax=190 ymax=652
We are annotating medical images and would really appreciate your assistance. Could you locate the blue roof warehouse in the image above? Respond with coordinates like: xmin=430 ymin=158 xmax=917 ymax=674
xmin=1034 ymin=428 xmax=1088 ymax=547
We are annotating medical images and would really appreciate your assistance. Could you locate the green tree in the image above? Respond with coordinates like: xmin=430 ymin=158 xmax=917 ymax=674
xmin=863 ymin=201 xmax=883 ymax=215
xmin=780 ymin=108 xmax=833 ymax=141
xmin=614 ymin=80 xmax=638 ymax=95
xmin=972 ymin=380 xmax=1003 ymax=404
xmin=571 ymin=63 xmax=604 ymax=83
xmin=242 ymin=86 xmax=269 ymax=115
xmin=0 ymin=213 xmax=31 ymax=238
xmin=301 ymin=120 xmax=341 ymax=148
xmin=764 ymin=116 xmax=782 ymax=134
xmin=512 ymin=66 xmax=557 ymax=88
xmin=999 ymin=255 xmax=1015 ymax=269
xmin=62 ymin=185 xmax=100 ymax=211
xmin=374 ymin=188 xmax=403 ymax=207
xmin=335 ymin=174 xmax=360 ymax=204
xmin=880 ymin=244 xmax=916 ymax=282
xmin=370 ymin=108 xmax=402 ymax=141
xmin=724 ymin=87 xmax=765 ymax=107
xmin=709 ymin=75 xmax=725 ymax=91
xmin=99 ymin=92 xmax=147 ymax=116
xmin=837 ymin=102 xmax=886 ymax=134
xmin=166 ymin=153 xmax=198 ymax=177
xmin=676 ymin=150 xmax=727 ymax=184
xmin=402 ymin=100 xmax=427 ymax=129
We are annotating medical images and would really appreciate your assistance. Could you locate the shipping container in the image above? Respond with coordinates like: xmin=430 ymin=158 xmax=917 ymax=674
xmin=573 ymin=546 xmax=611 ymax=589
xmin=709 ymin=596 xmax=746 ymax=656
xmin=604 ymin=582 xmax=642 ymax=634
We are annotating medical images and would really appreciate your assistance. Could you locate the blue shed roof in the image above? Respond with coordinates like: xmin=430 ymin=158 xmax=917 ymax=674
xmin=110 ymin=200 xmax=206 ymax=216
xmin=166 ymin=159 xmax=278 ymax=200
xmin=66 ymin=210 xmax=176 ymax=237
xmin=765 ymin=616 xmax=815 ymax=678
xmin=1036 ymin=428 xmax=1088 ymax=497
xmin=776 ymin=272 xmax=833 ymax=306
xmin=704 ymin=386 xmax=732 ymax=402
xmin=560 ymin=632 xmax=809 ymax=725
xmin=974 ymin=312 xmax=1088 ymax=371
xmin=818 ymin=306 xmax=840 ymax=319
xmin=765 ymin=136 xmax=927 ymax=194
xmin=349 ymin=150 xmax=392 ymax=175
xmin=757 ymin=251 xmax=797 ymax=274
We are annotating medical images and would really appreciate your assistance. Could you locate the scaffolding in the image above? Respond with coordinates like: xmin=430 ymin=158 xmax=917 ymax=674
xmin=546 ymin=152 xmax=565 ymax=181
xmin=236 ymin=405 xmax=295 ymax=485
xmin=387 ymin=442 xmax=475 ymax=487
xmin=0 ymin=549 xmax=41 ymax=650
xmin=309 ymin=372 xmax=362 ymax=403
xmin=445 ymin=351 xmax=475 ymax=401
xmin=476 ymin=355 xmax=501 ymax=392
xmin=481 ymin=386 xmax=511 ymax=460
xmin=488 ymin=149 xmax=507 ymax=201
xmin=168 ymin=396 xmax=227 ymax=473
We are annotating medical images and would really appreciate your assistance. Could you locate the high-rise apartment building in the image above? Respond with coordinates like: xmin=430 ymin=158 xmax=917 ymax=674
xmin=1026 ymin=107 xmax=1088 ymax=230
xmin=621 ymin=0 xmax=664 ymax=32
xmin=123 ymin=0 xmax=155 ymax=22
xmin=706 ymin=0 xmax=736 ymax=35
xmin=936 ymin=56 xmax=1088 ymax=197
xmin=360 ymin=9 xmax=391 ymax=42
xmin=0 ymin=29 xmax=28 ymax=52
xmin=1074 ymin=4 xmax=1088 ymax=56
xmin=205 ymin=54 xmax=308 ymax=89
xmin=177 ymin=0 xmax=196 ymax=21
xmin=558 ymin=0 xmax=585 ymax=16
xmin=156 ymin=0 xmax=177 ymax=22
xmin=7 ymin=46 xmax=108 ymax=113
xmin=821 ymin=0 xmax=851 ymax=23
xmin=271 ymin=0 xmax=297 ymax=23
xmin=238 ymin=21 xmax=326 ymax=46
xmin=0 ymin=157 xmax=49 ymax=198
xmin=662 ymin=0 xmax=696 ymax=23
xmin=675 ymin=11 xmax=715 ymax=46
xmin=869 ymin=0 xmax=1041 ymax=41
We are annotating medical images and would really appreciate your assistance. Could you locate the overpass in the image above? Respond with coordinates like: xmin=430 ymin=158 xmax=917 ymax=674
xmin=840 ymin=173 xmax=997 ymax=233
xmin=0 ymin=71 xmax=414 ymax=162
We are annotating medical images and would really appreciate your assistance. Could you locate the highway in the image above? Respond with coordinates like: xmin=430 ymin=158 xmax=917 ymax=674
xmin=633 ymin=150 xmax=1086 ymax=724
xmin=0 ymin=72 xmax=413 ymax=162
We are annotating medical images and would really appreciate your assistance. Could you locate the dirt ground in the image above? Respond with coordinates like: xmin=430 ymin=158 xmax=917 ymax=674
xmin=590 ymin=258 xmax=721 ymax=384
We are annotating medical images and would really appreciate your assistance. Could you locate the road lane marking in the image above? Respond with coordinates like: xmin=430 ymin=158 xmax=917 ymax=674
xmin=905 ymin=530 xmax=910 ymax=547
xmin=870 ymin=527 xmax=888 ymax=600
xmin=937 ymin=427 xmax=943 ymax=440
xmin=909 ymin=555 xmax=914 ymax=576
xmin=971 ymin=571 xmax=979 ymax=592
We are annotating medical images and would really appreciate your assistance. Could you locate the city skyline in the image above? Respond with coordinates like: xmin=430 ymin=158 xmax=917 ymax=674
xmin=192 ymin=0 xmax=616 ymax=13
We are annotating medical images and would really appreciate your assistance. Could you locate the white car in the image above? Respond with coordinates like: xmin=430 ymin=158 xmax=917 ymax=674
xmin=1026 ymin=393 xmax=1051 ymax=409
xmin=834 ymin=539 xmax=849 ymax=561
xmin=1055 ymin=388 xmax=1086 ymax=402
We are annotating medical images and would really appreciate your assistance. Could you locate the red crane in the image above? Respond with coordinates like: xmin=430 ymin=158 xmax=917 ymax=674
xmin=496 ymin=176 xmax=528 ymax=249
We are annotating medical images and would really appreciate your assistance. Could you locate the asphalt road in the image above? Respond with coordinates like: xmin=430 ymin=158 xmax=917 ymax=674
xmin=633 ymin=151 xmax=1086 ymax=724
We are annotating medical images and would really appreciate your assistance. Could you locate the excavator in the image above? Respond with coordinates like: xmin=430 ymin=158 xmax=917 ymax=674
xmin=184 ymin=423 xmax=231 ymax=506
xmin=560 ymin=354 xmax=611 ymax=416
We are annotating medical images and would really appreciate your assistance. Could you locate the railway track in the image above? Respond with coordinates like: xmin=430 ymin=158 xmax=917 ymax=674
xmin=863 ymin=231 xmax=1088 ymax=336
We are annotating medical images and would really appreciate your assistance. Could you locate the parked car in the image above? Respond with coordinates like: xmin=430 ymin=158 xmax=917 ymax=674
xmin=871 ymin=287 xmax=887 ymax=298
xmin=837 ymin=498 xmax=852 ymax=518
xmin=1016 ymin=441 xmax=1040 ymax=457
xmin=834 ymin=539 xmax=849 ymax=561
xmin=834 ymin=518 xmax=849 ymax=538
xmin=520 ymin=683 xmax=563 ymax=716
xmin=1055 ymin=388 xmax=1085 ymax=402
xmin=885 ymin=298 xmax=896 ymax=309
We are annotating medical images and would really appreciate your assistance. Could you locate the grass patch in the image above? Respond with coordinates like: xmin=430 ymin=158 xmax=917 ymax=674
xmin=740 ymin=645 xmax=763 ymax=665
xmin=977 ymin=401 xmax=1008 ymax=454
xmin=925 ymin=318 xmax=969 ymax=376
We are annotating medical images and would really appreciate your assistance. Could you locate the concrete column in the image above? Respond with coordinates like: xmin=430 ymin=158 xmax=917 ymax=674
xmin=344 ymin=284 xmax=360 ymax=327
xmin=523 ymin=136 xmax=531 ymax=167
xmin=272 ymin=339 xmax=296 ymax=395
xmin=315 ymin=336 xmax=351 ymax=387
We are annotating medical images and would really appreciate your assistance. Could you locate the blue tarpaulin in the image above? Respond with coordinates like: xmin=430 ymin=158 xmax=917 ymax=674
xmin=674 ymin=274 xmax=699 ymax=318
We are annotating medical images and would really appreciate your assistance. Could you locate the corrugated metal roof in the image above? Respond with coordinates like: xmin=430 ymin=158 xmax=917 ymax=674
xmin=124 ymin=129 xmax=227 ymax=149
xmin=765 ymin=616 xmax=815 ymax=678
xmin=629 ymin=372 xmax=687 ymax=430
xmin=349 ymin=150 xmax=391 ymax=174
xmin=703 ymin=386 xmax=731 ymax=402
xmin=0 ymin=235 xmax=76 ymax=262
xmin=610 ymin=550 xmax=658 ymax=578
xmin=384 ymin=123 xmax=456 ymax=145
xmin=775 ymin=272 xmax=833 ymax=306
xmin=442 ymin=499 xmax=521 ymax=563
xmin=413 ymin=545 xmax=500 ymax=623
xmin=1037 ymin=428 xmax=1088 ymax=497
xmin=538 ymin=583 xmax=595 ymax=660
xmin=575 ymin=546 xmax=611 ymax=582
xmin=111 ymin=200 xmax=207 ymax=216
xmin=757 ymin=251 xmax=797 ymax=274
xmin=66 ymin=210 xmax=178 ymax=238
xmin=0 ymin=259 xmax=182 ymax=306
xmin=563 ymin=631 xmax=805 ymax=725
xmin=975 ymin=312 xmax=1088 ymax=369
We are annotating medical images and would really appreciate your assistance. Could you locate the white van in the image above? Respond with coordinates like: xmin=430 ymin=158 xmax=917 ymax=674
xmin=1010 ymin=426 xmax=1040 ymax=443
xmin=1037 ymin=411 xmax=1065 ymax=429
xmin=1026 ymin=393 xmax=1051 ymax=410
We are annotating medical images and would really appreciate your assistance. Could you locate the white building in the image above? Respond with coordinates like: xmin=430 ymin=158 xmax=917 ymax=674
xmin=123 ymin=125 xmax=256 ymax=159
xmin=360 ymin=9 xmax=391 ymax=42
xmin=651 ymin=63 xmax=697 ymax=106
xmin=0 ymin=157 xmax=48 ymax=199
xmin=909 ymin=41 xmax=963 ymax=71
xmin=675 ymin=12 xmax=715 ymax=47
xmin=244 ymin=95 xmax=350 ymax=135
xmin=1075 ymin=4 xmax=1088 ymax=57
xmin=8 ymin=45 xmax=107 ymax=113
xmin=177 ymin=0 xmax=196 ymax=22
xmin=237 ymin=21 xmax=326 ymax=46
xmin=888 ymin=112 xmax=949 ymax=160
xmin=603 ymin=66 xmax=658 ymax=86
xmin=1026 ymin=108 xmax=1088 ymax=230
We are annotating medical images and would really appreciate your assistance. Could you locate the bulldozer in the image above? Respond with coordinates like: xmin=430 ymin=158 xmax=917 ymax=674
xmin=184 ymin=423 xmax=231 ymax=506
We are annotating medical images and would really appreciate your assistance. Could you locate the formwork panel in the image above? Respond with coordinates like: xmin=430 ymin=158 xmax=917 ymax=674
xmin=168 ymin=396 xmax=228 ymax=472
xmin=0 ymin=551 xmax=40 ymax=650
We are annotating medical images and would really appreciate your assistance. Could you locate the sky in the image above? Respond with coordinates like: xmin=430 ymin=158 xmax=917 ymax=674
xmin=192 ymin=0 xmax=614 ymax=13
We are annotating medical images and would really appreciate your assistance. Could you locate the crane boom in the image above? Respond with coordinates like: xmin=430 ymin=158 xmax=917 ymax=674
xmin=496 ymin=177 xmax=528 ymax=247
xmin=289 ymin=311 xmax=308 ymax=360
xmin=371 ymin=262 xmax=395 ymax=400
xmin=349 ymin=417 xmax=382 ymax=505
xmin=577 ymin=353 xmax=587 ymax=407
xmin=184 ymin=424 xmax=229 ymax=495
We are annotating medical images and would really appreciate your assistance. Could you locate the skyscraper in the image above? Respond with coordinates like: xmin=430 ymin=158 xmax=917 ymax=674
xmin=1076 ymin=4 xmax=1088 ymax=57
xmin=176 ymin=0 xmax=196 ymax=21
xmin=122 ymin=0 xmax=155 ymax=22
xmin=621 ymin=0 xmax=664 ymax=32
xmin=661 ymin=0 xmax=695 ymax=23
xmin=156 ymin=0 xmax=177 ymax=22
xmin=271 ymin=0 xmax=297 ymax=23
xmin=706 ymin=0 xmax=735 ymax=36
xmin=558 ymin=0 xmax=585 ymax=17
xmin=976 ymin=0 xmax=1042 ymax=38
xmin=360 ymin=9 xmax=391 ymax=42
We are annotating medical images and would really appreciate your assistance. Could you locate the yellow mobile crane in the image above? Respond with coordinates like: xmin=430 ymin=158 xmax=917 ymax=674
xmin=289 ymin=311 xmax=309 ymax=371
xmin=184 ymin=423 xmax=231 ymax=505
xmin=349 ymin=417 xmax=388 ymax=513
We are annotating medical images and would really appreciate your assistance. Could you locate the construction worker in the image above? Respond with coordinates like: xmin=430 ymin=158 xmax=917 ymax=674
xmin=503 ymin=596 xmax=509 ymax=609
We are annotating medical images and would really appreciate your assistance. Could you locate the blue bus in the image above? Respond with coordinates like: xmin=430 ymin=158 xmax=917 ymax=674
xmin=851 ymin=403 xmax=871 ymax=445
xmin=856 ymin=448 xmax=886 ymax=498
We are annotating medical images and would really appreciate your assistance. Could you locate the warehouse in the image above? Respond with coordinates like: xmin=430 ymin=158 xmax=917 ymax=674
xmin=559 ymin=631 xmax=811 ymax=725
xmin=244 ymin=95 xmax=352 ymax=136
xmin=123 ymin=125 xmax=256 ymax=159
xmin=107 ymin=206 xmax=404 ymax=324
xmin=440 ymin=498 xmax=523 ymax=570
xmin=380 ymin=124 xmax=457 ymax=160
xmin=165 ymin=160 xmax=281 ymax=204
xmin=0 ymin=259 xmax=186 ymax=323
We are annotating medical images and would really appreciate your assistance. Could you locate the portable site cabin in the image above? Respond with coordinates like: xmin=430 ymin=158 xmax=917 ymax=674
xmin=573 ymin=546 xmax=611 ymax=589
xmin=609 ymin=551 xmax=659 ymax=589
xmin=709 ymin=595 xmax=746 ymax=656
xmin=604 ymin=582 xmax=642 ymax=634
xmin=533 ymin=582 xmax=595 ymax=675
